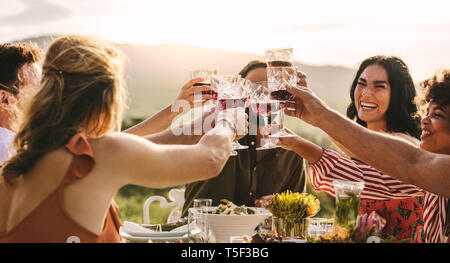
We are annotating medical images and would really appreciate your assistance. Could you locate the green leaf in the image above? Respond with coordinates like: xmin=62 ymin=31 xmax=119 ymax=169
xmin=417 ymin=218 xmax=424 ymax=226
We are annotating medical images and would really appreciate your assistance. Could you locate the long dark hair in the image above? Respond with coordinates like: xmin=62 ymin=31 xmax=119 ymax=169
xmin=346 ymin=55 xmax=421 ymax=139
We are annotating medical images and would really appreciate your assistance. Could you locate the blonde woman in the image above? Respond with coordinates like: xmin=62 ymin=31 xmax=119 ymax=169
xmin=0 ymin=35 xmax=247 ymax=243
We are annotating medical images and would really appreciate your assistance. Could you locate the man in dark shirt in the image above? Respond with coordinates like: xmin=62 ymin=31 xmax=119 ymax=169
xmin=183 ymin=60 xmax=306 ymax=215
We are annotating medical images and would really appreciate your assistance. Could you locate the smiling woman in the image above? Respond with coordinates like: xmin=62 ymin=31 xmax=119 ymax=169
xmin=354 ymin=63 xmax=391 ymax=132
xmin=415 ymin=69 xmax=450 ymax=154
xmin=347 ymin=56 xmax=421 ymax=140
xmin=276 ymin=56 xmax=428 ymax=242
xmin=419 ymin=103 xmax=450 ymax=154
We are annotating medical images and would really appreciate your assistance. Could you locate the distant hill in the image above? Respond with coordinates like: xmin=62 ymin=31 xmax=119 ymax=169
xmin=13 ymin=35 xmax=356 ymax=117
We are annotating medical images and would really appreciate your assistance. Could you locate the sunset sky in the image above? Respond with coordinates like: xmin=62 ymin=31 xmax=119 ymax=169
xmin=1 ymin=0 xmax=450 ymax=81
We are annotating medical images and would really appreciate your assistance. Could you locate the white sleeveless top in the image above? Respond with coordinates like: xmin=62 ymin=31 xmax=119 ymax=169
xmin=0 ymin=126 xmax=15 ymax=165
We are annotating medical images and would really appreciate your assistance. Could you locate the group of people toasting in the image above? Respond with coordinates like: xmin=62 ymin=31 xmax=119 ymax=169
xmin=0 ymin=35 xmax=448 ymax=243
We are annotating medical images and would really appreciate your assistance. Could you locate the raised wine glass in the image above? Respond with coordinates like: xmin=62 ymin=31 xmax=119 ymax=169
xmin=266 ymin=66 xmax=297 ymax=138
xmin=213 ymin=75 xmax=251 ymax=156
xmin=190 ymin=69 xmax=218 ymax=106
xmin=249 ymin=81 xmax=281 ymax=150
xmin=265 ymin=48 xmax=293 ymax=67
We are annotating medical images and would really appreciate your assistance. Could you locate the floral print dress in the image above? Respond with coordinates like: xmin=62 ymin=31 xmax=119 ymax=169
xmin=360 ymin=197 xmax=425 ymax=242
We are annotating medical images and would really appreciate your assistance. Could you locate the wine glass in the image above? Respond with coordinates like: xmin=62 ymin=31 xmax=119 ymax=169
xmin=213 ymin=75 xmax=250 ymax=156
xmin=190 ymin=69 xmax=218 ymax=106
xmin=265 ymin=48 xmax=293 ymax=67
xmin=249 ymin=81 xmax=281 ymax=150
xmin=266 ymin=66 xmax=297 ymax=138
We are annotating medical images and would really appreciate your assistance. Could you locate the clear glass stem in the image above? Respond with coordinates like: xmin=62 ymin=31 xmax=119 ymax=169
xmin=256 ymin=114 xmax=280 ymax=150
xmin=269 ymin=100 xmax=295 ymax=138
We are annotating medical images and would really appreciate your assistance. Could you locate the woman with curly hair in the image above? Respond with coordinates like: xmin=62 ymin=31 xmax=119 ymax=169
xmin=279 ymin=68 xmax=450 ymax=242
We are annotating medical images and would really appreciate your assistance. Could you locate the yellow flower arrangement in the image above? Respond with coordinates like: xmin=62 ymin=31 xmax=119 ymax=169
xmin=265 ymin=190 xmax=320 ymax=220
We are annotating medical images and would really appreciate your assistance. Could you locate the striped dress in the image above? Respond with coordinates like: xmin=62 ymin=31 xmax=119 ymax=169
xmin=309 ymin=148 xmax=449 ymax=243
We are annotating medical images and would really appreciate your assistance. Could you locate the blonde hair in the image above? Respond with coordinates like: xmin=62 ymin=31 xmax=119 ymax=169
xmin=2 ymin=35 xmax=127 ymax=184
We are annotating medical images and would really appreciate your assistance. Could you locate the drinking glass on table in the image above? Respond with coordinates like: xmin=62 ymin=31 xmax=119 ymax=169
xmin=266 ymin=66 xmax=297 ymax=138
xmin=333 ymin=180 xmax=364 ymax=228
xmin=307 ymin=218 xmax=329 ymax=239
xmin=190 ymin=69 xmax=218 ymax=105
xmin=193 ymin=198 xmax=212 ymax=208
xmin=188 ymin=198 xmax=213 ymax=243
xmin=213 ymin=75 xmax=251 ymax=156
xmin=249 ymin=81 xmax=281 ymax=150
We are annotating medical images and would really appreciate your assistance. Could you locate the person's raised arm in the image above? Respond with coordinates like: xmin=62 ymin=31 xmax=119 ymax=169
xmin=283 ymin=84 xmax=450 ymax=197
xmin=275 ymin=128 xmax=323 ymax=164
xmin=124 ymin=78 xmax=211 ymax=136
xmin=143 ymin=106 xmax=218 ymax=145
xmin=103 ymin=107 xmax=248 ymax=189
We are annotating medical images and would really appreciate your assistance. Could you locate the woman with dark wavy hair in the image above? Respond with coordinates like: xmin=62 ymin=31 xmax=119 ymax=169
xmin=346 ymin=55 xmax=421 ymax=139
xmin=279 ymin=56 xmax=426 ymax=242
xmin=342 ymin=56 xmax=424 ymax=242
xmin=278 ymin=68 xmax=450 ymax=242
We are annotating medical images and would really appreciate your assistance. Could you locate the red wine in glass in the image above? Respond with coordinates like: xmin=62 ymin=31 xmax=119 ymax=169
xmin=268 ymin=61 xmax=292 ymax=67
xmin=251 ymin=102 xmax=273 ymax=115
xmin=193 ymin=82 xmax=210 ymax=86
xmin=270 ymin=90 xmax=293 ymax=101
xmin=193 ymin=82 xmax=217 ymax=100
xmin=194 ymin=82 xmax=211 ymax=95
xmin=218 ymin=98 xmax=247 ymax=110
xmin=203 ymin=90 xmax=218 ymax=105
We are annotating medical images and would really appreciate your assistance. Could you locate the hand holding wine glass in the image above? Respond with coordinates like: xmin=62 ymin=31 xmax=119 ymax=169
xmin=249 ymin=81 xmax=281 ymax=150
xmin=213 ymin=74 xmax=251 ymax=155
xmin=282 ymin=84 xmax=332 ymax=128
xmin=281 ymin=70 xmax=308 ymax=119
xmin=275 ymin=67 xmax=330 ymax=127
xmin=175 ymin=78 xmax=212 ymax=107
xmin=265 ymin=66 xmax=297 ymax=138
xmin=190 ymin=69 xmax=218 ymax=105
xmin=214 ymin=106 xmax=248 ymax=140
xmin=264 ymin=48 xmax=298 ymax=138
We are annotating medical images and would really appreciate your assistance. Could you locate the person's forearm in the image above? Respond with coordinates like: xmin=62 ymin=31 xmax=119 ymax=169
xmin=291 ymin=137 xmax=323 ymax=164
xmin=318 ymin=108 xmax=450 ymax=197
xmin=144 ymin=124 xmax=202 ymax=145
xmin=330 ymin=137 xmax=356 ymax=159
xmin=124 ymin=104 xmax=179 ymax=136
xmin=144 ymin=128 xmax=201 ymax=145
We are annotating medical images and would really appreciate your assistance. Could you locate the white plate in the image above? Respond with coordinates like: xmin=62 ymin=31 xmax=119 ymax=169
xmin=123 ymin=228 xmax=188 ymax=238
xmin=120 ymin=228 xmax=201 ymax=242
xmin=121 ymin=221 xmax=191 ymax=237
xmin=282 ymin=238 xmax=307 ymax=243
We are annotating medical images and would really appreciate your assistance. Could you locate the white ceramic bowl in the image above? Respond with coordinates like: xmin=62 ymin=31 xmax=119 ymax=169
xmin=195 ymin=207 xmax=271 ymax=242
